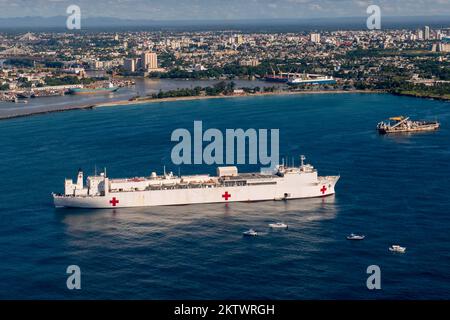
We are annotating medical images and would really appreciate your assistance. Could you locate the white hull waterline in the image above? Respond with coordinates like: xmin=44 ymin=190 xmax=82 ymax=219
xmin=53 ymin=156 xmax=340 ymax=209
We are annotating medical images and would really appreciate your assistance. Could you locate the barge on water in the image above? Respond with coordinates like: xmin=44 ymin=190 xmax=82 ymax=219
xmin=377 ymin=116 xmax=440 ymax=134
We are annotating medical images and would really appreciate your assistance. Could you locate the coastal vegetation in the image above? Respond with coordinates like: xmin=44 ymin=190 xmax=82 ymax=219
xmin=391 ymin=83 xmax=450 ymax=100
xmin=4 ymin=58 xmax=34 ymax=68
xmin=146 ymin=82 xmax=335 ymax=101
xmin=149 ymin=81 xmax=238 ymax=99
xmin=151 ymin=86 xmax=203 ymax=99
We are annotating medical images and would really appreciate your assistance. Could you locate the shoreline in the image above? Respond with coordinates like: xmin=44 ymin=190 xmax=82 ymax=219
xmin=391 ymin=91 xmax=450 ymax=102
xmin=0 ymin=89 xmax=382 ymax=121
xmin=97 ymin=89 xmax=382 ymax=108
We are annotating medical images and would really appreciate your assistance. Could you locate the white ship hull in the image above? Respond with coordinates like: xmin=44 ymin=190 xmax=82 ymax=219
xmin=53 ymin=157 xmax=340 ymax=209
xmin=54 ymin=176 xmax=339 ymax=208
xmin=287 ymin=75 xmax=336 ymax=85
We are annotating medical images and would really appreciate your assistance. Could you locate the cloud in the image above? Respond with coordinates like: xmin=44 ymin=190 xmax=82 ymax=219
xmin=0 ymin=0 xmax=449 ymax=19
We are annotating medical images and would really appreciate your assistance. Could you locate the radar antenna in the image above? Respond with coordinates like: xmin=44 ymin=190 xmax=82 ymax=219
xmin=300 ymin=155 xmax=306 ymax=167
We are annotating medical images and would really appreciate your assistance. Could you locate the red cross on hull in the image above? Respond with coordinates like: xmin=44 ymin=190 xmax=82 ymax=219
xmin=109 ymin=197 xmax=119 ymax=206
xmin=320 ymin=185 xmax=327 ymax=194
xmin=222 ymin=191 xmax=231 ymax=201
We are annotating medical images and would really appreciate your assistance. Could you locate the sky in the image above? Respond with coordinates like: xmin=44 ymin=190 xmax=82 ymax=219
xmin=0 ymin=0 xmax=449 ymax=20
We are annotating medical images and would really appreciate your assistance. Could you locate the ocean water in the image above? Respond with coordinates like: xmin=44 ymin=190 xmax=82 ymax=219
xmin=0 ymin=93 xmax=449 ymax=299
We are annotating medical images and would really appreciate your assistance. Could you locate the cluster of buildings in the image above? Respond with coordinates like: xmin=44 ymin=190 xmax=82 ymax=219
xmin=431 ymin=36 xmax=450 ymax=52
xmin=123 ymin=51 xmax=164 ymax=73
xmin=0 ymin=25 xmax=449 ymax=98
xmin=411 ymin=25 xmax=450 ymax=52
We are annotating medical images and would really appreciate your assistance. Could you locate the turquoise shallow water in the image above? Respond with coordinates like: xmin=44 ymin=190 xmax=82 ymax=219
xmin=0 ymin=93 xmax=449 ymax=299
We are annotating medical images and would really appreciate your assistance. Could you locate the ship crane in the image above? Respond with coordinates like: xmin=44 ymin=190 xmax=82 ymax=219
xmin=389 ymin=116 xmax=409 ymax=128
xmin=270 ymin=64 xmax=276 ymax=76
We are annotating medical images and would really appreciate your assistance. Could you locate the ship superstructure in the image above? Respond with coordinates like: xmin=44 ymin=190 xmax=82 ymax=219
xmin=287 ymin=74 xmax=336 ymax=86
xmin=53 ymin=156 xmax=339 ymax=208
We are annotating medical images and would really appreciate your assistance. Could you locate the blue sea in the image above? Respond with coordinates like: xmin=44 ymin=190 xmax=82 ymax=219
xmin=0 ymin=93 xmax=449 ymax=299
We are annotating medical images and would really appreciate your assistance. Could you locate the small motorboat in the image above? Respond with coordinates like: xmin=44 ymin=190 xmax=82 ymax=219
xmin=346 ymin=233 xmax=365 ymax=240
xmin=243 ymin=229 xmax=259 ymax=237
xmin=389 ymin=245 xmax=406 ymax=253
xmin=269 ymin=222 xmax=288 ymax=229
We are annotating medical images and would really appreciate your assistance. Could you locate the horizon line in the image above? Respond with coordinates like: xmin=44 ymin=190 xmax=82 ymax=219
xmin=1 ymin=14 xmax=450 ymax=21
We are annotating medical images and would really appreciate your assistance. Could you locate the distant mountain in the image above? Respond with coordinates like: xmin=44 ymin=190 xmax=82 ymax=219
xmin=0 ymin=15 xmax=449 ymax=32
xmin=0 ymin=16 xmax=152 ymax=29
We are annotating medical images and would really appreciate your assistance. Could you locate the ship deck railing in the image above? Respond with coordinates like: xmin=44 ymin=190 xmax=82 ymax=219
xmin=109 ymin=178 xmax=280 ymax=192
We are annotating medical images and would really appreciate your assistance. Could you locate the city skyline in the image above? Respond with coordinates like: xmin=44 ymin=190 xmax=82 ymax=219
xmin=0 ymin=0 xmax=450 ymax=20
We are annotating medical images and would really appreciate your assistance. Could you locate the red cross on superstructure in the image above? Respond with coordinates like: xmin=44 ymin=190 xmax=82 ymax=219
xmin=320 ymin=185 xmax=327 ymax=194
xmin=222 ymin=191 xmax=231 ymax=201
xmin=109 ymin=197 xmax=119 ymax=206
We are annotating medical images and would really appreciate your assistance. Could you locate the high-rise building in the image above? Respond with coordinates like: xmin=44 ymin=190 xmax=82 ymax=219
xmin=416 ymin=29 xmax=424 ymax=40
xmin=235 ymin=34 xmax=244 ymax=45
xmin=424 ymin=26 xmax=430 ymax=40
xmin=228 ymin=34 xmax=244 ymax=45
xmin=123 ymin=58 xmax=136 ymax=72
xmin=436 ymin=42 xmax=450 ymax=52
xmin=310 ymin=33 xmax=321 ymax=43
xmin=141 ymin=51 xmax=158 ymax=71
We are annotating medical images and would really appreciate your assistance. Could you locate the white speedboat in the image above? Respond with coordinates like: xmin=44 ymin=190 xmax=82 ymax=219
xmin=269 ymin=222 xmax=288 ymax=229
xmin=389 ymin=245 xmax=406 ymax=253
xmin=243 ymin=229 xmax=259 ymax=237
xmin=346 ymin=233 xmax=365 ymax=240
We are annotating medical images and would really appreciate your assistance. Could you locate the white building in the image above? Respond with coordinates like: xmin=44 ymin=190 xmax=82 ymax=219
xmin=141 ymin=51 xmax=158 ymax=71
xmin=310 ymin=33 xmax=321 ymax=44
xmin=424 ymin=26 xmax=430 ymax=40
